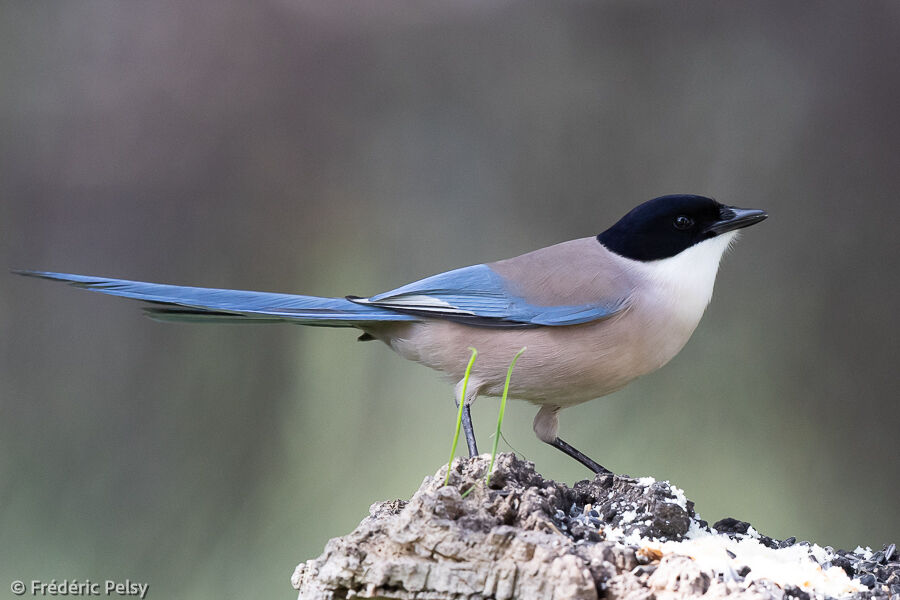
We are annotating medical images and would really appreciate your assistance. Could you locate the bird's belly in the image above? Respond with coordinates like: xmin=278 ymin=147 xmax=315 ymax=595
xmin=367 ymin=306 xmax=700 ymax=407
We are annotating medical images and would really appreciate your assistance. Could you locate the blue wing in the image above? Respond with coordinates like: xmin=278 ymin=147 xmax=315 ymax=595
xmin=349 ymin=264 xmax=626 ymax=327
xmin=16 ymin=263 xmax=627 ymax=328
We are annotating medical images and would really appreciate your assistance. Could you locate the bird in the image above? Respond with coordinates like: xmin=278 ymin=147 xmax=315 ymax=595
xmin=15 ymin=194 xmax=767 ymax=473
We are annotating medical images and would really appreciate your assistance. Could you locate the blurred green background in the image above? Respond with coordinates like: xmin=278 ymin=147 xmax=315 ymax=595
xmin=2 ymin=1 xmax=899 ymax=598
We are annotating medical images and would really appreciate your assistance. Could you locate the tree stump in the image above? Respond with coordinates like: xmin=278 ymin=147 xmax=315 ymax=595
xmin=292 ymin=454 xmax=898 ymax=600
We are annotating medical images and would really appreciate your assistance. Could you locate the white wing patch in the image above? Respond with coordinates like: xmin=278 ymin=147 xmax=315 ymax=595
xmin=351 ymin=294 xmax=478 ymax=315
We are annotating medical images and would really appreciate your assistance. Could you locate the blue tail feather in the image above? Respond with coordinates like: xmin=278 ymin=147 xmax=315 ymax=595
xmin=13 ymin=270 xmax=419 ymax=326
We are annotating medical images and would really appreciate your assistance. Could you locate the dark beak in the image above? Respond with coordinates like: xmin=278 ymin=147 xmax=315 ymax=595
xmin=706 ymin=206 xmax=768 ymax=235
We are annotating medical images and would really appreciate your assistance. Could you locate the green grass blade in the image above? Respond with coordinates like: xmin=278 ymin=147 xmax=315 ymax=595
xmin=485 ymin=347 xmax=526 ymax=487
xmin=444 ymin=347 xmax=478 ymax=486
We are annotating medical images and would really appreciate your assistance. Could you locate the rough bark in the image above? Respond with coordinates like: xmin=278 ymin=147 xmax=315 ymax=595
xmin=292 ymin=454 xmax=899 ymax=600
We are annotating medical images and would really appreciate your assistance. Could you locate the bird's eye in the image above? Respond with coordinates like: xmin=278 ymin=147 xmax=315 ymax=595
xmin=673 ymin=215 xmax=694 ymax=230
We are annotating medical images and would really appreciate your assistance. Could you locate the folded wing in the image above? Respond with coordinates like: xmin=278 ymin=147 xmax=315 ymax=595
xmin=349 ymin=264 xmax=627 ymax=327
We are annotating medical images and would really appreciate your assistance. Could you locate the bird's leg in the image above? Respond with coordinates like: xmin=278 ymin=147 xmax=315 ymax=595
xmin=533 ymin=405 xmax=611 ymax=474
xmin=454 ymin=378 xmax=480 ymax=457
xmin=550 ymin=438 xmax=611 ymax=474
xmin=461 ymin=403 xmax=479 ymax=457
xmin=453 ymin=395 xmax=479 ymax=456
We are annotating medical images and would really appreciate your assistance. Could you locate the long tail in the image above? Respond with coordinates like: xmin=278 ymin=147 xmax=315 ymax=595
xmin=13 ymin=270 xmax=420 ymax=326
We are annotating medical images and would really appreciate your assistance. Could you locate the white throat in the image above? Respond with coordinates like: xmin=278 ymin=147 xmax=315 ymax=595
xmin=630 ymin=231 xmax=738 ymax=320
